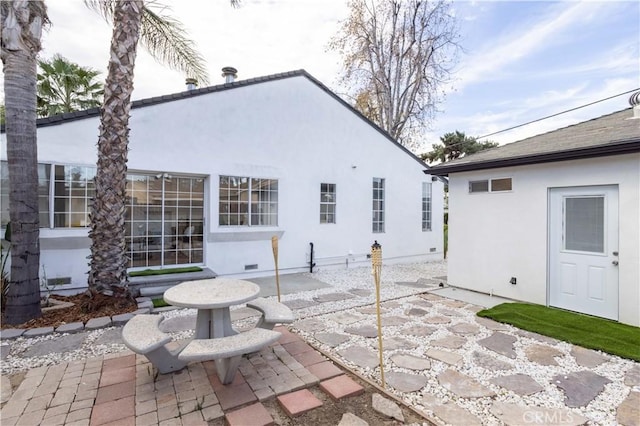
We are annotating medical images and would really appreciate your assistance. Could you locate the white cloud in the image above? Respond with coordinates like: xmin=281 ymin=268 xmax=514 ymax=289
xmin=455 ymin=1 xmax=611 ymax=91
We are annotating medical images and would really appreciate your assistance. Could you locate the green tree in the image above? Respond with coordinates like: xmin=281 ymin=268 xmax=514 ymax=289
xmin=330 ymin=0 xmax=460 ymax=148
xmin=0 ymin=0 xmax=48 ymax=324
xmin=422 ymin=131 xmax=498 ymax=164
xmin=37 ymin=54 xmax=104 ymax=117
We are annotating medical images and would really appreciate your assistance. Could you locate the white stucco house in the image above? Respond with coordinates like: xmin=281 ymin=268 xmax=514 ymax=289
xmin=1 ymin=69 xmax=444 ymax=293
xmin=429 ymin=106 xmax=640 ymax=326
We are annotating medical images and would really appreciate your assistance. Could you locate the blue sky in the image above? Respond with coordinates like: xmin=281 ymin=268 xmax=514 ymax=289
xmin=5 ymin=0 xmax=639 ymax=151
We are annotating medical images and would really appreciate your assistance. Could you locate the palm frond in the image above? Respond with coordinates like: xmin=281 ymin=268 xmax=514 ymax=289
xmin=84 ymin=0 xmax=212 ymax=85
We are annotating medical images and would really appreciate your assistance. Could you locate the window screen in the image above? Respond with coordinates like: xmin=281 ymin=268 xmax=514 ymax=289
xmin=491 ymin=178 xmax=512 ymax=191
xmin=564 ymin=196 xmax=604 ymax=253
xmin=469 ymin=180 xmax=489 ymax=193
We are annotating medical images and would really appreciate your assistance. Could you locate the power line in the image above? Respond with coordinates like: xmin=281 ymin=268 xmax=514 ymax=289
xmin=476 ymin=88 xmax=639 ymax=140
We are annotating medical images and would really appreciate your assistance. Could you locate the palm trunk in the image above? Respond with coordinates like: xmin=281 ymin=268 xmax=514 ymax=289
xmin=1 ymin=0 xmax=47 ymax=324
xmin=88 ymin=0 xmax=143 ymax=295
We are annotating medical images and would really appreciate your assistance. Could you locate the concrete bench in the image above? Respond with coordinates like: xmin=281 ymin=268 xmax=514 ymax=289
xmin=121 ymin=314 xmax=187 ymax=374
xmin=246 ymin=297 xmax=295 ymax=329
xmin=178 ymin=328 xmax=281 ymax=384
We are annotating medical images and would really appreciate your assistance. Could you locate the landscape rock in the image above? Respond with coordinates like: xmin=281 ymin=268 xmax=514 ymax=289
xmin=372 ymin=393 xmax=404 ymax=422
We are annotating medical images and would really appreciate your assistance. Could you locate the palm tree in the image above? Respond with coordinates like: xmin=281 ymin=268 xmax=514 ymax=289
xmin=37 ymin=54 xmax=104 ymax=117
xmin=0 ymin=0 xmax=48 ymax=324
xmin=85 ymin=0 xmax=234 ymax=294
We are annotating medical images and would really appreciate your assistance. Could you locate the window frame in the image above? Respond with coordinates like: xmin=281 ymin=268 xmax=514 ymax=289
xmin=218 ymin=175 xmax=279 ymax=227
xmin=372 ymin=177 xmax=385 ymax=233
xmin=320 ymin=183 xmax=336 ymax=224
xmin=422 ymin=182 xmax=432 ymax=232
xmin=469 ymin=177 xmax=512 ymax=194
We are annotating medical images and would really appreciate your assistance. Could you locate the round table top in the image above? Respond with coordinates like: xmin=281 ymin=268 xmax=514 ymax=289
xmin=163 ymin=278 xmax=260 ymax=309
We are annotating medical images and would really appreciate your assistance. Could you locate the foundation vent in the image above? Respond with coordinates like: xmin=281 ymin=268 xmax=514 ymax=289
xmin=244 ymin=264 xmax=258 ymax=271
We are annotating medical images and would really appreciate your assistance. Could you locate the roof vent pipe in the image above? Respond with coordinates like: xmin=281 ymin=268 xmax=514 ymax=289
xmin=221 ymin=66 xmax=238 ymax=83
xmin=185 ymin=78 xmax=198 ymax=91
xmin=629 ymin=90 xmax=640 ymax=119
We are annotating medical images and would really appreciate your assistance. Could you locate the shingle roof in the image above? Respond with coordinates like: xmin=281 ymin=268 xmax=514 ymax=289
xmin=1 ymin=69 xmax=428 ymax=169
xmin=429 ymin=108 xmax=640 ymax=175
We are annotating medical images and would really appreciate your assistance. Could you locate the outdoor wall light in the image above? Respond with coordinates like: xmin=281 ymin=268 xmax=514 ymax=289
xmin=510 ymin=277 xmax=517 ymax=285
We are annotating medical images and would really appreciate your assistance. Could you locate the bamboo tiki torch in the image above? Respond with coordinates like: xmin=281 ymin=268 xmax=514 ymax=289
xmin=271 ymin=236 xmax=281 ymax=302
xmin=371 ymin=240 xmax=385 ymax=388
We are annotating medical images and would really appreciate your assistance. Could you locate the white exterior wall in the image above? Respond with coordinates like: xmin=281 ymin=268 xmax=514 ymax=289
xmin=447 ymin=154 xmax=640 ymax=326
xmin=2 ymin=75 xmax=443 ymax=288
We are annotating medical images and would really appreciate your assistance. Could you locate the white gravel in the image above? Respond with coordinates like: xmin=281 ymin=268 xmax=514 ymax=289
xmin=2 ymin=259 xmax=638 ymax=426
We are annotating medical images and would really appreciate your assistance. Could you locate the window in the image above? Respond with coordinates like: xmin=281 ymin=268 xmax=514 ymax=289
xmin=125 ymin=173 xmax=204 ymax=268
xmin=1 ymin=160 xmax=205 ymax=268
xmin=320 ymin=183 xmax=336 ymax=224
xmin=219 ymin=176 xmax=278 ymax=227
xmin=1 ymin=161 xmax=50 ymax=228
xmin=372 ymin=178 xmax=385 ymax=233
xmin=469 ymin=178 xmax=512 ymax=193
xmin=422 ymin=182 xmax=432 ymax=231
xmin=53 ymin=165 xmax=95 ymax=227
xmin=491 ymin=178 xmax=512 ymax=192
xmin=564 ymin=196 xmax=604 ymax=253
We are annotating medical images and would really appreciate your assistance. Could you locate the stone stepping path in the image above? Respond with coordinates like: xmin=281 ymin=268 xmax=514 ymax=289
xmin=372 ymin=393 xmax=404 ymax=422
xmin=437 ymin=369 xmax=496 ymax=398
xmin=516 ymin=329 xmax=558 ymax=345
xmin=338 ymin=346 xmax=379 ymax=369
xmin=421 ymin=394 xmax=482 ymax=426
xmin=283 ymin=299 xmax=316 ymax=309
xmin=385 ymin=371 xmax=428 ymax=392
xmin=431 ymin=335 xmax=466 ymax=350
xmin=344 ymin=325 xmax=378 ymax=338
xmin=314 ymin=293 xmax=356 ymax=303
xmin=405 ymin=307 xmax=430 ymax=317
xmin=448 ymin=322 xmax=480 ymax=335
xmin=625 ymin=365 xmax=640 ymax=386
xmin=338 ymin=412 xmax=368 ymax=426
xmin=438 ymin=308 xmax=463 ymax=317
xmin=425 ymin=348 xmax=462 ymax=366
xmin=475 ymin=317 xmax=510 ymax=330
xmin=477 ymin=332 xmax=517 ymax=358
xmin=381 ymin=316 xmax=408 ymax=327
xmin=402 ymin=325 xmax=436 ymax=336
xmin=383 ymin=337 xmax=417 ymax=351
xmin=314 ymin=332 xmax=351 ymax=347
xmin=616 ymin=391 xmax=639 ymax=426
xmin=408 ymin=299 xmax=432 ymax=308
xmin=329 ymin=312 xmax=363 ymax=325
xmin=420 ymin=293 xmax=444 ymax=301
xmin=525 ymin=344 xmax=563 ymax=366
xmin=472 ymin=351 xmax=513 ymax=371
xmin=294 ymin=318 xmax=327 ymax=332
xmin=553 ymin=370 xmax=611 ymax=408
xmin=490 ymin=401 xmax=587 ymax=426
xmin=423 ymin=316 xmax=451 ymax=324
xmin=490 ymin=373 xmax=544 ymax=396
xmin=570 ymin=346 xmax=609 ymax=367
xmin=22 ymin=333 xmax=87 ymax=358
xmin=390 ymin=354 xmax=431 ymax=370
xmin=439 ymin=299 xmax=467 ymax=308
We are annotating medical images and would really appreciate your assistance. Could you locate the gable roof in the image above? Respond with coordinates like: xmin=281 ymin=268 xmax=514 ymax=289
xmin=428 ymin=108 xmax=640 ymax=176
xmin=2 ymin=69 xmax=428 ymax=169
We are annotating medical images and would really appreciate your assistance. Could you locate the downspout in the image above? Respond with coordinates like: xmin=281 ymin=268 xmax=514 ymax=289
xmin=309 ymin=242 xmax=316 ymax=273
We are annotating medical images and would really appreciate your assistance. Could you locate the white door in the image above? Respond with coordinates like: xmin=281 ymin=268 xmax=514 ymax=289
xmin=549 ymin=186 xmax=619 ymax=320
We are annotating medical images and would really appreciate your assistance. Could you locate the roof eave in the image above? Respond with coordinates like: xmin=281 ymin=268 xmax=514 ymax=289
xmin=427 ymin=139 xmax=640 ymax=176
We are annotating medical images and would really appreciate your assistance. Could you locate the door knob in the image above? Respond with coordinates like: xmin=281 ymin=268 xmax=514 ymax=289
xmin=612 ymin=260 xmax=619 ymax=266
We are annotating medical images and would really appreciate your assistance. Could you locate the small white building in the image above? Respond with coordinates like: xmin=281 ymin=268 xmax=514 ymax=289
xmin=429 ymin=107 xmax=640 ymax=326
xmin=1 ymin=70 xmax=444 ymax=293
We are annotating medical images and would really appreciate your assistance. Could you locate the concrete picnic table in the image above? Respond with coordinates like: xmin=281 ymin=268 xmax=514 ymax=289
xmin=164 ymin=278 xmax=261 ymax=339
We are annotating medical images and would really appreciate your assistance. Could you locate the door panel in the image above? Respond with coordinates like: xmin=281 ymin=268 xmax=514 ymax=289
xmin=549 ymin=186 xmax=619 ymax=320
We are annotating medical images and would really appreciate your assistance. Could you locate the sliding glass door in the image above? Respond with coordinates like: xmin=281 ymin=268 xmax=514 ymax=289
xmin=125 ymin=173 xmax=204 ymax=268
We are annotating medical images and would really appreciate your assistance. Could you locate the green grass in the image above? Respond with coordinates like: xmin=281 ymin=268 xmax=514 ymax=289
xmin=129 ymin=266 xmax=203 ymax=277
xmin=152 ymin=298 xmax=170 ymax=308
xmin=477 ymin=303 xmax=640 ymax=362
